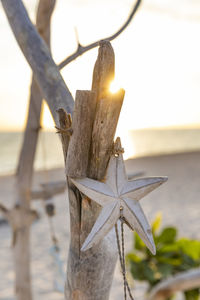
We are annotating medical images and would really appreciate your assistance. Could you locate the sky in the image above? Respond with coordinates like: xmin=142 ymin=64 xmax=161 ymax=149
xmin=0 ymin=0 xmax=200 ymax=132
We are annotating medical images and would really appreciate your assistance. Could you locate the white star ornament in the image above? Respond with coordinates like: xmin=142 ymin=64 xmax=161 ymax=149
xmin=71 ymin=153 xmax=167 ymax=254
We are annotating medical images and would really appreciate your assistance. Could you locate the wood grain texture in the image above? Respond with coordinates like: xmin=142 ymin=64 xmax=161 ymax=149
xmin=88 ymin=89 xmax=125 ymax=180
xmin=81 ymin=42 xmax=121 ymax=244
xmin=65 ymin=234 xmax=118 ymax=300
xmin=67 ymin=181 xmax=82 ymax=255
xmin=66 ymin=90 xmax=96 ymax=178
xmin=92 ymin=40 xmax=115 ymax=100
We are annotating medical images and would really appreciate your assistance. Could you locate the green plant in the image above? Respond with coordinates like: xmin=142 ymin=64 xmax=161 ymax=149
xmin=126 ymin=213 xmax=200 ymax=300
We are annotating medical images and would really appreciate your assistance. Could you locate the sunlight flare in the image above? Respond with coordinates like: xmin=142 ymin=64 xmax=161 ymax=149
xmin=109 ymin=79 xmax=121 ymax=94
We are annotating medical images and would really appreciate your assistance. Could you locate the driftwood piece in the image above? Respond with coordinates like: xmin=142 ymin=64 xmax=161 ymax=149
xmin=92 ymin=40 xmax=115 ymax=100
xmin=148 ymin=268 xmax=200 ymax=300
xmin=1 ymin=0 xmax=74 ymax=125
xmin=88 ymin=89 xmax=125 ymax=180
xmin=17 ymin=0 xmax=56 ymax=180
xmin=65 ymin=42 xmax=123 ymax=300
xmin=66 ymin=90 xmax=96 ymax=178
xmin=80 ymin=42 xmax=123 ymax=244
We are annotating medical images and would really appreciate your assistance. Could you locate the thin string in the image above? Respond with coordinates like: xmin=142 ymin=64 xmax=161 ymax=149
xmin=115 ymin=223 xmax=127 ymax=300
xmin=121 ymin=219 xmax=135 ymax=300
xmin=115 ymin=215 xmax=135 ymax=300
xmin=121 ymin=220 xmax=127 ymax=299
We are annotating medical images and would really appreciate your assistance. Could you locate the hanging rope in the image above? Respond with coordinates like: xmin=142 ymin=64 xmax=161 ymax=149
xmin=115 ymin=207 xmax=135 ymax=300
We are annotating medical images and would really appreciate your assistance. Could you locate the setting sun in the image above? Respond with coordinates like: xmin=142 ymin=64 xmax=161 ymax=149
xmin=109 ymin=79 xmax=121 ymax=94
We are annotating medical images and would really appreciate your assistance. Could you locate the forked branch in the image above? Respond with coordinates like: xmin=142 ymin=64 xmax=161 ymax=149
xmin=58 ymin=0 xmax=142 ymax=69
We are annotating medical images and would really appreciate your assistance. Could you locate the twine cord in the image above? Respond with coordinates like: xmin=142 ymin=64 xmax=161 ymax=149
xmin=115 ymin=208 xmax=134 ymax=300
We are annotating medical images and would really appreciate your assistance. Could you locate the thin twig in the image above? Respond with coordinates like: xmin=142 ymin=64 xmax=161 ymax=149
xmin=58 ymin=0 xmax=142 ymax=69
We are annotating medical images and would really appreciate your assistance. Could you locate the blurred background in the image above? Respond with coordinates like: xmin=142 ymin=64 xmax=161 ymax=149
xmin=1 ymin=0 xmax=200 ymax=173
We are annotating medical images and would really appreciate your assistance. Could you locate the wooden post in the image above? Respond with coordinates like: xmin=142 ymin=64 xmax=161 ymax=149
xmin=66 ymin=90 xmax=96 ymax=178
xmin=60 ymin=41 xmax=125 ymax=300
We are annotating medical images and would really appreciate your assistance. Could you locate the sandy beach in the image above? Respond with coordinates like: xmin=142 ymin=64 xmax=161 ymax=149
xmin=0 ymin=151 xmax=200 ymax=300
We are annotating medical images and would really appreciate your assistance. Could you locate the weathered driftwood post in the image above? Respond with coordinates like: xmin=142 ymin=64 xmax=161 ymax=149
xmin=57 ymin=41 xmax=125 ymax=299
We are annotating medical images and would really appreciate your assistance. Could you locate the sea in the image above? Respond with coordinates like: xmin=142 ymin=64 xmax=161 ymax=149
xmin=1 ymin=128 xmax=200 ymax=176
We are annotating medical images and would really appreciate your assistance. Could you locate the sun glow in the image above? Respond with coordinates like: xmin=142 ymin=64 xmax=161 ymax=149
xmin=109 ymin=79 xmax=121 ymax=94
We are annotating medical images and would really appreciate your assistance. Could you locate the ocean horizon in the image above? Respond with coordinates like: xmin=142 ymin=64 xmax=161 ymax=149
xmin=1 ymin=128 xmax=200 ymax=176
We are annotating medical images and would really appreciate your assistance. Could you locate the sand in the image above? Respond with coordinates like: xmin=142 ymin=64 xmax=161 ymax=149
xmin=0 ymin=151 xmax=200 ymax=300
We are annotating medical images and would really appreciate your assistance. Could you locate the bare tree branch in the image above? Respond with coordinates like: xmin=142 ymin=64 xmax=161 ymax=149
xmin=58 ymin=0 xmax=142 ymax=69
xmin=1 ymin=0 xmax=74 ymax=127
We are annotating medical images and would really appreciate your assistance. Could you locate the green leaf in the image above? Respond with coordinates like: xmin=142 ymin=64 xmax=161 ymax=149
xmin=158 ymin=243 xmax=179 ymax=253
xmin=157 ymin=227 xmax=177 ymax=244
xmin=152 ymin=212 xmax=162 ymax=235
xmin=178 ymin=239 xmax=200 ymax=260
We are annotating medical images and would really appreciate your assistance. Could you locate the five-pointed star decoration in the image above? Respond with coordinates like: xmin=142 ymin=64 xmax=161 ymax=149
xmin=70 ymin=142 xmax=167 ymax=254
